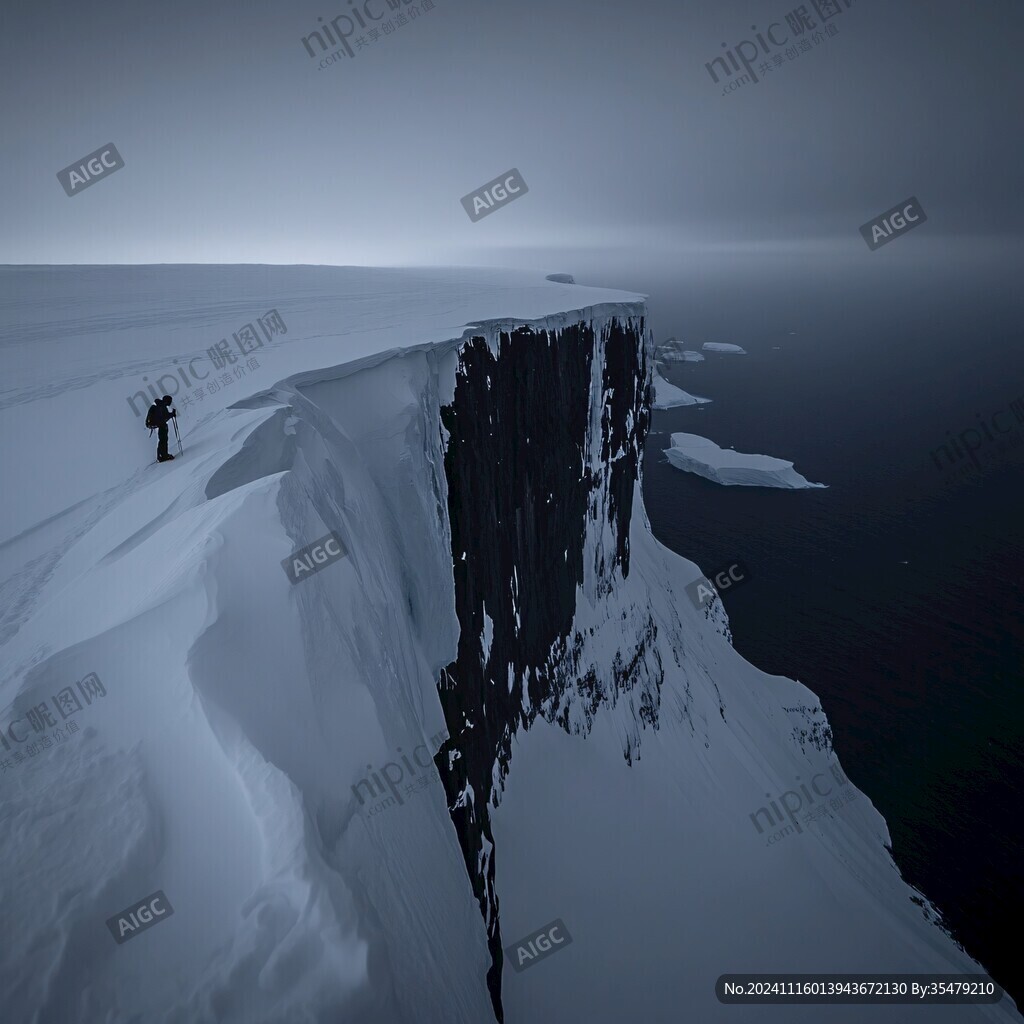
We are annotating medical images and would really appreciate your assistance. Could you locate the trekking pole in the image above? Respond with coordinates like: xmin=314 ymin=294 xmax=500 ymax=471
xmin=172 ymin=414 xmax=183 ymax=455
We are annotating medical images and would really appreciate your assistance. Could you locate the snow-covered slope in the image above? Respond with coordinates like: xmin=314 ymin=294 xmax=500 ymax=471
xmin=0 ymin=267 xmax=1014 ymax=1024
xmin=664 ymin=431 xmax=827 ymax=489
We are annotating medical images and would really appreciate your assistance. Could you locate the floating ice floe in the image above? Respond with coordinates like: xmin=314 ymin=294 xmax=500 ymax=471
xmin=655 ymin=337 xmax=704 ymax=363
xmin=702 ymin=342 xmax=747 ymax=354
xmin=651 ymin=373 xmax=711 ymax=409
xmin=663 ymin=432 xmax=827 ymax=488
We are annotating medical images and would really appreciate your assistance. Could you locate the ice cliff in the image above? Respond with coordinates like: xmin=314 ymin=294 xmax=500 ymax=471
xmin=0 ymin=267 xmax=1016 ymax=1023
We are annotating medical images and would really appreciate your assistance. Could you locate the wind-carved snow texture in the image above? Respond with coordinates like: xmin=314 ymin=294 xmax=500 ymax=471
xmin=436 ymin=317 xmax=659 ymax=1021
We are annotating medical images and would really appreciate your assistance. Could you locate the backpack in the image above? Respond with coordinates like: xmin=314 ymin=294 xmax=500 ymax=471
xmin=145 ymin=404 xmax=159 ymax=429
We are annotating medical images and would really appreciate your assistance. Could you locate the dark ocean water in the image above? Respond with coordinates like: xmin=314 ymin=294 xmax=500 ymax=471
xmin=580 ymin=250 xmax=1023 ymax=1003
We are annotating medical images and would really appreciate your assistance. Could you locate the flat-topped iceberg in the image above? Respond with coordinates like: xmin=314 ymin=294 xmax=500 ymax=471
xmin=655 ymin=337 xmax=682 ymax=359
xmin=702 ymin=342 xmax=746 ymax=354
xmin=651 ymin=372 xmax=710 ymax=409
xmin=655 ymin=338 xmax=705 ymax=363
xmin=664 ymin=432 xmax=826 ymax=488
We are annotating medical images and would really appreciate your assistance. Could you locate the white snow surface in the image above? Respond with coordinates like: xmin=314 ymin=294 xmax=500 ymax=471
xmin=702 ymin=342 xmax=747 ymax=354
xmin=665 ymin=431 xmax=828 ymax=489
xmin=0 ymin=266 xmax=1015 ymax=1023
xmin=650 ymin=372 xmax=711 ymax=409
xmin=0 ymin=265 xmax=640 ymax=545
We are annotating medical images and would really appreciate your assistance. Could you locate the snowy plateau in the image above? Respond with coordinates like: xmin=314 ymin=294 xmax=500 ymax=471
xmin=664 ymin=433 xmax=828 ymax=489
xmin=0 ymin=266 xmax=1016 ymax=1024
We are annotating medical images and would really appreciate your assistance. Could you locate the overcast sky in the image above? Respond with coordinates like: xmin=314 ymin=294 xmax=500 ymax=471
xmin=0 ymin=0 xmax=1021 ymax=267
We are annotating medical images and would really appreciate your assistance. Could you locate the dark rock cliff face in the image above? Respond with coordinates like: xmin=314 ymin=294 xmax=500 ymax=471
xmin=434 ymin=317 xmax=651 ymax=1022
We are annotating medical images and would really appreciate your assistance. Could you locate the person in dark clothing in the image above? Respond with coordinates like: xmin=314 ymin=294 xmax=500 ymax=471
xmin=146 ymin=395 xmax=177 ymax=462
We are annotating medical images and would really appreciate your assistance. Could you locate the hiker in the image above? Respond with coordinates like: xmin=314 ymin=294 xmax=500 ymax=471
xmin=145 ymin=395 xmax=177 ymax=462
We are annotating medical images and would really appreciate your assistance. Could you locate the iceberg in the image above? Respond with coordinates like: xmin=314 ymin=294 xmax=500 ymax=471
xmin=655 ymin=336 xmax=704 ymax=363
xmin=650 ymin=371 xmax=710 ymax=409
xmin=664 ymin=431 xmax=827 ymax=488
xmin=0 ymin=265 xmax=1012 ymax=1024
xmin=702 ymin=342 xmax=747 ymax=354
